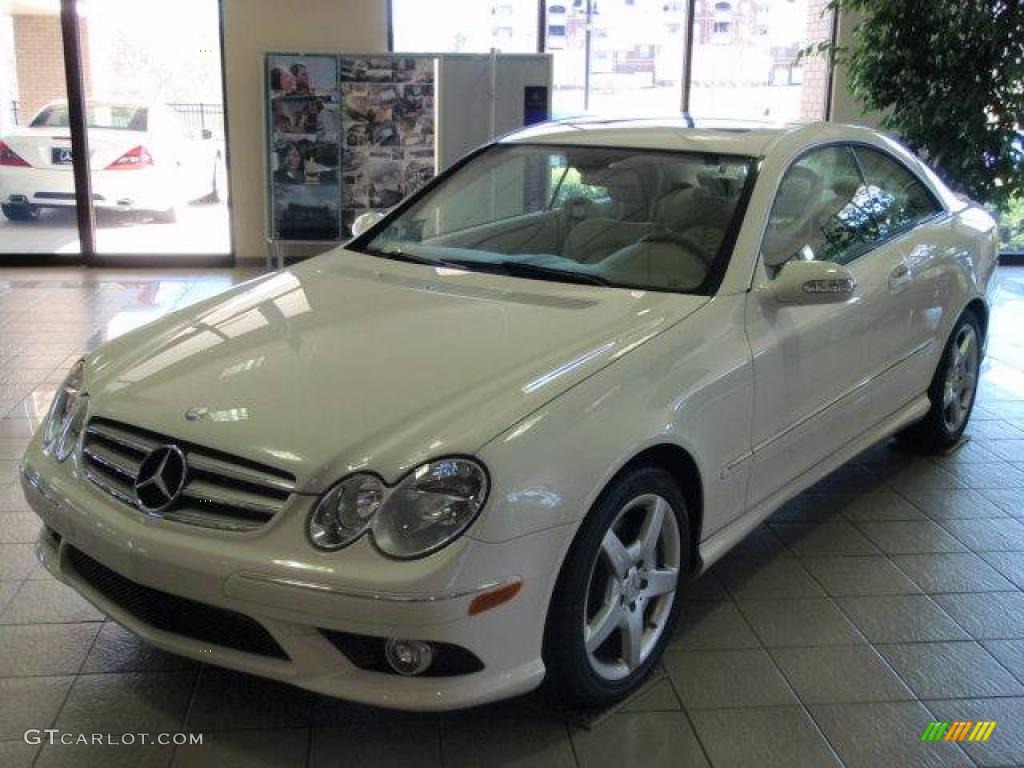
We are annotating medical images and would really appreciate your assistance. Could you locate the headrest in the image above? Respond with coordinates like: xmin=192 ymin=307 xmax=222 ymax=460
xmin=772 ymin=171 xmax=819 ymax=220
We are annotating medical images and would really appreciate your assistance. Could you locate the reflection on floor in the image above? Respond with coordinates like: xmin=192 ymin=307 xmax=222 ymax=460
xmin=1 ymin=266 xmax=1024 ymax=767
xmin=0 ymin=201 xmax=231 ymax=256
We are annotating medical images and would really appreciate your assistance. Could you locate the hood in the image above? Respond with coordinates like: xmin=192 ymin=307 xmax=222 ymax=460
xmin=85 ymin=249 xmax=707 ymax=492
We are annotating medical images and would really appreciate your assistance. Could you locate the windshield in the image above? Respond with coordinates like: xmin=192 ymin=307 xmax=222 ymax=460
xmin=30 ymin=104 xmax=148 ymax=131
xmin=355 ymin=144 xmax=755 ymax=293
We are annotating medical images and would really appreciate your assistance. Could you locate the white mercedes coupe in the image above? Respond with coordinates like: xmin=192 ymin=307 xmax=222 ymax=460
xmin=0 ymin=101 xmax=221 ymax=222
xmin=21 ymin=120 xmax=997 ymax=710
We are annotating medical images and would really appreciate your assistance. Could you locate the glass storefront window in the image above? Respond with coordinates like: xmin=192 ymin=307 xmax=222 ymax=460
xmin=391 ymin=0 xmax=539 ymax=54
xmin=688 ymin=0 xmax=833 ymax=122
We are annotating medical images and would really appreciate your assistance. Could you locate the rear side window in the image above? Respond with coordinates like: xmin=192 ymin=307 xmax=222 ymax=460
xmin=31 ymin=104 xmax=148 ymax=131
xmin=851 ymin=147 xmax=943 ymax=239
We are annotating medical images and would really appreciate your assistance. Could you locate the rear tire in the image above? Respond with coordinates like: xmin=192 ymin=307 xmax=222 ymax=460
xmin=543 ymin=466 xmax=690 ymax=709
xmin=898 ymin=310 xmax=981 ymax=452
xmin=1 ymin=203 xmax=41 ymax=222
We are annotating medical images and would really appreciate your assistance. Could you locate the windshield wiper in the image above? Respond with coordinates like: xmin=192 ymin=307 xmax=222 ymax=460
xmin=362 ymin=244 xmax=448 ymax=268
xmin=446 ymin=259 xmax=613 ymax=287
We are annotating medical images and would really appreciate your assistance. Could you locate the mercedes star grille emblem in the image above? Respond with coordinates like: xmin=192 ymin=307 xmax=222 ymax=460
xmin=134 ymin=445 xmax=188 ymax=513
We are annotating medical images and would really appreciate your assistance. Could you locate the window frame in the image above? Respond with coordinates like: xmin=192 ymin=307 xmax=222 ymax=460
xmin=757 ymin=140 xmax=949 ymax=275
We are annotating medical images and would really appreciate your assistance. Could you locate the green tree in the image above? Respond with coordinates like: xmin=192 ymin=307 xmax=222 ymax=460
xmin=809 ymin=1 xmax=1023 ymax=210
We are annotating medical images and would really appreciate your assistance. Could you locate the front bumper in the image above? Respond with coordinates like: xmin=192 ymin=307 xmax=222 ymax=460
xmin=21 ymin=447 xmax=567 ymax=710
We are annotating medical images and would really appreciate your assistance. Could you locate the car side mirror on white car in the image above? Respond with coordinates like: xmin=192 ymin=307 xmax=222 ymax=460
xmin=350 ymin=211 xmax=386 ymax=238
xmin=762 ymin=259 xmax=857 ymax=305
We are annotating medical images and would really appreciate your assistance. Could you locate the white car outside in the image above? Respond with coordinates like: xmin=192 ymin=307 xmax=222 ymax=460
xmin=0 ymin=100 xmax=221 ymax=222
xmin=21 ymin=120 xmax=997 ymax=710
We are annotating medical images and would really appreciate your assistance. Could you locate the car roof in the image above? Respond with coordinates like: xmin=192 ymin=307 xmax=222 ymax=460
xmin=501 ymin=116 xmax=797 ymax=157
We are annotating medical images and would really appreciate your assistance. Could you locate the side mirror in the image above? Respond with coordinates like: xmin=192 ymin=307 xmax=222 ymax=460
xmin=763 ymin=260 xmax=856 ymax=305
xmin=350 ymin=211 xmax=385 ymax=238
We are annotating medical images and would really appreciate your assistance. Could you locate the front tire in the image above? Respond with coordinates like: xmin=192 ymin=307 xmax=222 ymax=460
xmin=543 ymin=466 xmax=690 ymax=708
xmin=898 ymin=310 xmax=981 ymax=451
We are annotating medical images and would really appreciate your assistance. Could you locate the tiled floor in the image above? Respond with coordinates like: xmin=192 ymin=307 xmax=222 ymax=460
xmin=1 ymin=265 xmax=1024 ymax=767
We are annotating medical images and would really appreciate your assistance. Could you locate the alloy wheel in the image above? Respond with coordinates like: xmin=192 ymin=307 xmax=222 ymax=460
xmin=942 ymin=323 xmax=979 ymax=433
xmin=582 ymin=493 xmax=681 ymax=682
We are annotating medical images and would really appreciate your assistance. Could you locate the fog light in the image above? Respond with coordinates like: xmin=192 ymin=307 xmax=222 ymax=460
xmin=384 ymin=638 xmax=433 ymax=676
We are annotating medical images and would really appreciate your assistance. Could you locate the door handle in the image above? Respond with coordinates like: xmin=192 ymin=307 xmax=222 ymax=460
xmin=889 ymin=260 xmax=912 ymax=292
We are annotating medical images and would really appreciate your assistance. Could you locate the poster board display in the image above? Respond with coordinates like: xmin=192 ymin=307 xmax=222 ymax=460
xmin=265 ymin=52 xmax=551 ymax=246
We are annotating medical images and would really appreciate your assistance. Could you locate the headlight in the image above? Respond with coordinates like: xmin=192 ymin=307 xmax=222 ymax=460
xmin=308 ymin=457 xmax=489 ymax=559
xmin=43 ymin=359 xmax=86 ymax=462
xmin=307 ymin=474 xmax=386 ymax=550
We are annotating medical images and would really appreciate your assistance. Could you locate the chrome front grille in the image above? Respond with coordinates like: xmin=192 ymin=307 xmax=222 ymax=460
xmin=81 ymin=418 xmax=296 ymax=532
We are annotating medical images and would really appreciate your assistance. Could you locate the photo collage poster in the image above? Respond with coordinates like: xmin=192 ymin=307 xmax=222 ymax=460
xmin=340 ymin=56 xmax=436 ymax=237
xmin=267 ymin=54 xmax=436 ymax=241
xmin=267 ymin=54 xmax=341 ymax=241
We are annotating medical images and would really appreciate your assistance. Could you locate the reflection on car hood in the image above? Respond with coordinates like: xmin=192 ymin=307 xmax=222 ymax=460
xmin=85 ymin=248 xmax=708 ymax=493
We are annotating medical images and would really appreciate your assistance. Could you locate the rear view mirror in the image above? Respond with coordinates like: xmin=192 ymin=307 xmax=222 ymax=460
xmin=763 ymin=260 xmax=856 ymax=305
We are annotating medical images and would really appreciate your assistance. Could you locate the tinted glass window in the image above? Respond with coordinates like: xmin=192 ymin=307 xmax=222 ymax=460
xmin=358 ymin=144 xmax=754 ymax=294
xmin=852 ymin=146 xmax=943 ymax=239
xmin=763 ymin=145 xmax=877 ymax=266
xmin=31 ymin=103 xmax=148 ymax=131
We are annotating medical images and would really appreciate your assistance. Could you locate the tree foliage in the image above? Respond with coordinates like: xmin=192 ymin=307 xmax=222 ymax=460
xmin=810 ymin=0 xmax=1023 ymax=210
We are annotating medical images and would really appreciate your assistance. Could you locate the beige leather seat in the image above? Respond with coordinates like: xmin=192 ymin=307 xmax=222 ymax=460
xmin=562 ymin=219 xmax=657 ymax=264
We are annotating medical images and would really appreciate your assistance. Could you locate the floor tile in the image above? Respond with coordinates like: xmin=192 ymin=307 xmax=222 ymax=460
xmin=0 ymin=580 xmax=104 ymax=624
xmin=877 ymin=641 xmax=1024 ymax=699
xmin=618 ymin=676 xmax=681 ymax=712
xmin=691 ymin=706 xmax=841 ymax=768
xmin=933 ymin=592 xmax=1024 ymax=640
xmin=966 ymin=420 xmax=1024 ymax=441
xmin=803 ymin=556 xmax=922 ymax=596
xmin=892 ymin=552 xmax=1017 ymax=593
xmin=938 ymin=517 xmax=1024 ymax=551
xmin=309 ymin=722 xmax=436 ymax=768
xmin=771 ymin=521 xmax=881 ymax=557
xmin=663 ymin=648 xmax=797 ymax=709
xmin=770 ymin=644 xmax=913 ymax=704
xmin=35 ymin=741 xmax=174 ymax=768
xmin=715 ymin=555 xmax=825 ymax=600
xmin=186 ymin=668 xmax=316 ymax=731
xmin=979 ymin=488 xmax=1024 ymax=517
xmin=0 ymin=543 xmax=36 ymax=580
xmin=855 ymin=520 xmax=968 ymax=555
xmin=835 ymin=595 xmax=970 ymax=643
xmin=82 ymin=622 xmax=196 ymax=674
xmin=979 ymin=550 xmax=1024 ymax=590
xmin=56 ymin=671 xmax=195 ymax=733
xmin=881 ymin=462 xmax=966 ymax=494
xmin=441 ymin=710 xmax=575 ymax=768
xmin=987 ymin=439 xmax=1024 ymax=463
xmin=737 ymin=598 xmax=865 ymax=647
xmin=0 ymin=740 xmax=40 ymax=768
xmin=810 ymin=700 xmax=971 ymax=768
xmin=571 ymin=712 xmax=709 ymax=768
xmin=833 ymin=491 xmax=928 ymax=521
xmin=981 ymin=639 xmax=1024 ymax=682
xmin=924 ymin=696 xmax=1024 ymax=767
xmin=906 ymin=489 xmax=1008 ymax=519
xmin=0 ymin=675 xmax=74 ymax=739
xmin=0 ymin=513 xmax=41 ymax=543
xmin=667 ymin=600 xmax=761 ymax=650
xmin=0 ymin=581 xmax=18 ymax=613
xmin=946 ymin=461 xmax=1024 ymax=489
xmin=768 ymin=494 xmax=846 ymax=523
xmin=0 ymin=623 xmax=99 ymax=676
